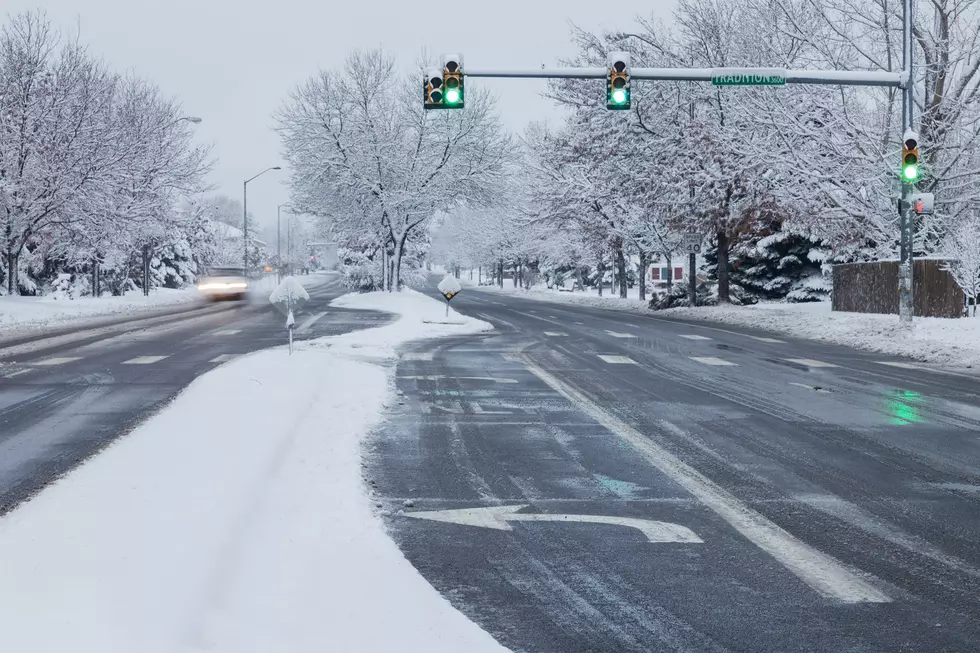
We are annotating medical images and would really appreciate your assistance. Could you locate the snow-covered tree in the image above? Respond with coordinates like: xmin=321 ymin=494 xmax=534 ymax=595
xmin=941 ymin=213 xmax=980 ymax=315
xmin=276 ymin=50 xmax=514 ymax=291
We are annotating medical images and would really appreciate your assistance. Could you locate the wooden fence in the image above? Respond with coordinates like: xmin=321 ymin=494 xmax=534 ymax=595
xmin=832 ymin=260 xmax=964 ymax=318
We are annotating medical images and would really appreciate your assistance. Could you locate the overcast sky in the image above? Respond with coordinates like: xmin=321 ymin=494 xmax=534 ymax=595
xmin=8 ymin=0 xmax=677 ymax=228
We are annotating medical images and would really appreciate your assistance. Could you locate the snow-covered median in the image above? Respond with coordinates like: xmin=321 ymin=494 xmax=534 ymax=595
xmin=0 ymin=289 xmax=505 ymax=653
xmin=662 ymin=301 xmax=980 ymax=369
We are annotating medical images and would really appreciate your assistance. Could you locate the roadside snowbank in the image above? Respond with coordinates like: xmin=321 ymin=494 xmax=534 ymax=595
xmin=0 ymin=274 xmax=328 ymax=337
xmin=0 ymin=287 xmax=198 ymax=332
xmin=462 ymin=278 xmax=651 ymax=313
xmin=0 ymin=290 xmax=504 ymax=653
xmin=662 ymin=301 xmax=980 ymax=368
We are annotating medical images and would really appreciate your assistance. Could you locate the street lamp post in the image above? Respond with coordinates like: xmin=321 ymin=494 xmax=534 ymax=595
xmin=242 ymin=166 xmax=281 ymax=275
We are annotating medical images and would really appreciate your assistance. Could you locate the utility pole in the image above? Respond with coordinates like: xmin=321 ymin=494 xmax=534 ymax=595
xmin=899 ymin=0 xmax=915 ymax=325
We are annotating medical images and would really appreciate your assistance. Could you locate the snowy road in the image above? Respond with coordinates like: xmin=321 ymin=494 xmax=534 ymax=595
xmin=371 ymin=283 xmax=980 ymax=652
xmin=0 ymin=274 xmax=389 ymax=514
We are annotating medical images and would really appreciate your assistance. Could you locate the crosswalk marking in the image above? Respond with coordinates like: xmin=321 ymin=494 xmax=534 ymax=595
xmin=877 ymin=361 xmax=920 ymax=369
xmin=598 ymin=355 xmax=637 ymax=365
xmin=402 ymin=352 xmax=434 ymax=361
xmin=605 ymin=331 xmax=635 ymax=338
xmin=213 ymin=329 xmax=241 ymax=336
xmin=690 ymin=356 xmax=737 ymax=367
xmin=123 ymin=356 xmax=170 ymax=365
xmin=785 ymin=358 xmax=838 ymax=368
xmin=210 ymin=354 xmax=238 ymax=363
xmin=679 ymin=335 xmax=712 ymax=341
xmin=751 ymin=336 xmax=785 ymax=343
xmin=33 ymin=357 xmax=82 ymax=366
xmin=544 ymin=331 xmax=568 ymax=337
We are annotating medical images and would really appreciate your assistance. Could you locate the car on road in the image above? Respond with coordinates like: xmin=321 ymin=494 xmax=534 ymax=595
xmin=197 ymin=266 xmax=249 ymax=301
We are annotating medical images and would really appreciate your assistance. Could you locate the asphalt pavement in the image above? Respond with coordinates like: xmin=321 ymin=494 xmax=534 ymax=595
xmin=369 ymin=284 xmax=980 ymax=652
xmin=0 ymin=274 xmax=389 ymax=514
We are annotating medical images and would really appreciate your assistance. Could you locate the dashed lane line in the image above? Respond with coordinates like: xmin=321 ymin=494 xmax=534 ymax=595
xmin=296 ymin=312 xmax=327 ymax=333
xmin=33 ymin=357 xmax=82 ymax=366
xmin=544 ymin=332 xmax=568 ymax=337
xmin=122 ymin=356 xmax=170 ymax=365
xmin=690 ymin=357 xmax=738 ymax=367
xmin=785 ymin=358 xmax=838 ymax=368
xmin=597 ymin=355 xmax=637 ymax=365
xmin=679 ymin=335 xmax=712 ymax=341
xmin=213 ymin=329 xmax=242 ymax=336
xmin=876 ymin=361 xmax=920 ymax=370
xmin=605 ymin=331 xmax=635 ymax=338
xmin=398 ymin=375 xmax=518 ymax=384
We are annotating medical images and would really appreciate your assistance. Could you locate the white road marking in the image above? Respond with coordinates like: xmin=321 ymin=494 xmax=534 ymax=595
xmin=122 ymin=356 xmax=170 ymax=365
xmin=877 ymin=361 xmax=921 ymax=369
xmin=401 ymin=352 xmax=434 ymax=361
xmin=210 ymin=354 xmax=238 ymax=363
xmin=213 ymin=329 xmax=241 ymax=336
xmin=296 ymin=312 xmax=326 ymax=333
xmin=598 ymin=355 xmax=637 ymax=365
xmin=398 ymin=375 xmax=518 ymax=384
xmin=605 ymin=331 xmax=635 ymax=338
xmin=575 ymin=322 xmax=585 ymax=325
xmin=751 ymin=336 xmax=785 ymax=343
xmin=679 ymin=335 xmax=712 ymax=341
xmin=544 ymin=331 xmax=568 ymax=337
xmin=690 ymin=357 xmax=737 ymax=367
xmin=33 ymin=357 xmax=82 ymax=366
xmin=785 ymin=358 xmax=838 ymax=368
xmin=3 ymin=369 xmax=32 ymax=378
xmin=405 ymin=505 xmax=703 ymax=544
xmin=518 ymin=355 xmax=890 ymax=603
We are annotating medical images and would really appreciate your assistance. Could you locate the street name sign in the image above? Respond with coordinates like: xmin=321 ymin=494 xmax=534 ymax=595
xmin=711 ymin=68 xmax=786 ymax=86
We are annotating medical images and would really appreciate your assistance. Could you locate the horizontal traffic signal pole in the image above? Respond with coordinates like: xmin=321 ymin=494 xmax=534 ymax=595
xmin=462 ymin=66 xmax=906 ymax=88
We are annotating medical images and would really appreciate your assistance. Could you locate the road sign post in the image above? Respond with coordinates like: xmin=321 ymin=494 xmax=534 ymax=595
xmin=269 ymin=277 xmax=310 ymax=354
xmin=678 ymin=234 xmax=702 ymax=307
xmin=438 ymin=274 xmax=462 ymax=318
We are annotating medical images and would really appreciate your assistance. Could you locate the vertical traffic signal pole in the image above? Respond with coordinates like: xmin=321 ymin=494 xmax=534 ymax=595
xmin=899 ymin=0 xmax=915 ymax=325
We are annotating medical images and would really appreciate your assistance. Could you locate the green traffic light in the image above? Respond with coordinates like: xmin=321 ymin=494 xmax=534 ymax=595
xmin=903 ymin=164 xmax=918 ymax=181
xmin=612 ymin=89 xmax=627 ymax=104
xmin=445 ymin=88 xmax=460 ymax=104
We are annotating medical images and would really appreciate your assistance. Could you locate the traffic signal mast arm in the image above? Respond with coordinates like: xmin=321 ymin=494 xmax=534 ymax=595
xmin=460 ymin=67 xmax=905 ymax=87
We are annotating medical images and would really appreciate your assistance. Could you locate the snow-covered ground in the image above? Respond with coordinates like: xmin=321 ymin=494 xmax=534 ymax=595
xmin=663 ymin=301 xmax=980 ymax=369
xmin=0 ymin=287 xmax=199 ymax=333
xmin=460 ymin=276 xmax=980 ymax=369
xmin=0 ymin=289 xmax=506 ymax=653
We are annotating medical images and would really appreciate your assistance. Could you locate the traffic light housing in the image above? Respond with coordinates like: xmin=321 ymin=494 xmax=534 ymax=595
xmin=424 ymin=68 xmax=444 ymax=109
xmin=902 ymin=131 xmax=919 ymax=182
xmin=443 ymin=54 xmax=464 ymax=108
xmin=423 ymin=55 xmax=464 ymax=110
xmin=607 ymin=52 xmax=630 ymax=110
